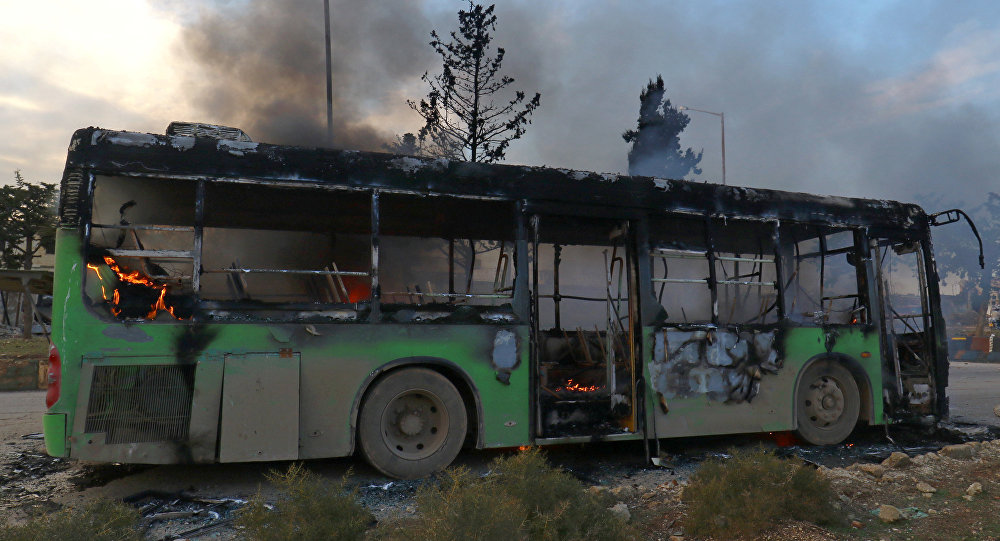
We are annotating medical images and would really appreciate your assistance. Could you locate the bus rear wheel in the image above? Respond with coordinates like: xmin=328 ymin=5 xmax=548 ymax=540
xmin=794 ymin=360 xmax=860 ymax=445
xmin=358 ymin=367 xmax=467 ymax=479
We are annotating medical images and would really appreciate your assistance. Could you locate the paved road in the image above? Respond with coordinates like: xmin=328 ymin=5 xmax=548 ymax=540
xmin=948 ymin=361 xmax=1000 ymax=426
xmin=0 ymin=389 xmax=44 ymax=440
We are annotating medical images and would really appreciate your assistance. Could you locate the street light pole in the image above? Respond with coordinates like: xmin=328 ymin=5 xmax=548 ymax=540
xmin=678 ymin=106 xmax=725 ymax=185
xmin=324 ymin=0 xmax=334 ymax=147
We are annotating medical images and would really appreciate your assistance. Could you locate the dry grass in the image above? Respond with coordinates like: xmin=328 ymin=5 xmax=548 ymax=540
xmin=236 ymin=463 xmax=373 ymax=541
xmin=0 ymin=500 xmax=141 ymax=541
xmin=0 ymin=337 xmax=48 ymax=358
xmin=682 ymin=447 xmax=838 ymax=539
xmin=378 ymin=448 xmax=637 ymax=541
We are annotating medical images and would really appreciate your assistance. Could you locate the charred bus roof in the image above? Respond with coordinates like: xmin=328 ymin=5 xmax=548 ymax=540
xmin=60 ymin=126 xmax=928 ymax=234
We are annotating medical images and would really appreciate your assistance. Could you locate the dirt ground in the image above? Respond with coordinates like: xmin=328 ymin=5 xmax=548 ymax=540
xmin=3 ymin=362 xmax=1000 ymax=540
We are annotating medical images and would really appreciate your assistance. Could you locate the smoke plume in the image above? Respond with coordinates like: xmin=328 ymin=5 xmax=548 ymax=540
xmin=179 ymin=1 xmax=433 ymax=150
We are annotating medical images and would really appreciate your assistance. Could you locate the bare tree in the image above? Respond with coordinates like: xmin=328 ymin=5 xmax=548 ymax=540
xmin=409 ymin=1 xmax=540 ymax=163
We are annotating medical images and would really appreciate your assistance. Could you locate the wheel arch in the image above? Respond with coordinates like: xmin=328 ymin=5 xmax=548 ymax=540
xmin=794 ymin=353 xmax=875 ymax=426
xmin=349 ymin=357 xmax=484 ymax=454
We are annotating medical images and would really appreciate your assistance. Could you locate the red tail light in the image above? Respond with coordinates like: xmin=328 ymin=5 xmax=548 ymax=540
xmin=45 ymin=344 xmax=60 ymax=409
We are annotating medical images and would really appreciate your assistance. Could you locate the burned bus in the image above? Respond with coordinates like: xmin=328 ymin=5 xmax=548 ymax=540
xmin=42 ymin=124 xmax=975 ymax=479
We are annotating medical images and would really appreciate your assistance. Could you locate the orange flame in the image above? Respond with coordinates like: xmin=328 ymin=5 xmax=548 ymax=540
xmin=88 ymin=256 xmax=182 ymax=319
xmin=555 ymin=379 xmax=603 ymax=393
xmin=340 ymin=276 xmax=372 ymax=303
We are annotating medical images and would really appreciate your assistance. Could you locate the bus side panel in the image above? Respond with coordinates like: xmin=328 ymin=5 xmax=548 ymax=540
xmin=297 ymin=323 xmax=531 ymax=459
xmin=56 ymin=296 xmax=532 ymax=463
xmin=646 ymin=326 xmax=882 ymax=438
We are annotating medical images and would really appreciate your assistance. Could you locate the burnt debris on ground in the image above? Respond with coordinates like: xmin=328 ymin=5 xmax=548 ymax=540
xmin=122 ymin=490 xmax=245 ymax=541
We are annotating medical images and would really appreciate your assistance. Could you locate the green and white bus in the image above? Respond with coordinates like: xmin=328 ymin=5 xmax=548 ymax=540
xmin=43 ymin=123 xmax=976 ymax=478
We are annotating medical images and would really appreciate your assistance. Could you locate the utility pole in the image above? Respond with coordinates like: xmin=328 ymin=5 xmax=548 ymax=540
xmin=678 ymin=106 xmax=726 ymax=185
xmin=324 ymin=0 xmax=334 ymax=147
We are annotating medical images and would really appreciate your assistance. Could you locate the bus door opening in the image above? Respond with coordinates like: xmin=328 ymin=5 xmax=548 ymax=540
xmin=875 ymin=239 xmax=937 ymax=415
xmin=531 ymin=215 xmax=638 ymax=438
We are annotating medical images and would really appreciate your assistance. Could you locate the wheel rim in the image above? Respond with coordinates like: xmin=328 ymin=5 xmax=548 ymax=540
xmin=802 ymin=375 xmax=846 ymax=428
xmin=380 ymin=389 xmax=450 ymax=460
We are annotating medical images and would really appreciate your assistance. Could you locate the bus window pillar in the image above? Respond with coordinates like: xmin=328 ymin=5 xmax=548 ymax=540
xmin=193 ymin=179 xmax=205 ymax=294
xmin=370 ymin=191 xmax=381 ymax=322
xmin=513 ymin=205 xmax=529 ymax=320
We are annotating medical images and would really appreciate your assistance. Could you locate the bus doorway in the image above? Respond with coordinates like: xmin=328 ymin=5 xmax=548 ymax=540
xmin=875 ymin=238 xmax=939 ymax=417
xmin=530 ymin=214 xmax=639 ymax=439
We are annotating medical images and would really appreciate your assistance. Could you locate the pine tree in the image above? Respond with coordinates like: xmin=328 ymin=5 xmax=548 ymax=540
xmin=623 ymin=75 xmax=703 ymax=178
xmin=0 ymin=171 xmax=56 ymax=270
xmin=383 ymin=133 xmax=423 ymax=156
xmin=409 ymin=1 xmax=540 ymax=163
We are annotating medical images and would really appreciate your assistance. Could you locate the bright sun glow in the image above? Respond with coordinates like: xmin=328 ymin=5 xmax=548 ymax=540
xmin=1 ymin=1 xmax=186 ymax=116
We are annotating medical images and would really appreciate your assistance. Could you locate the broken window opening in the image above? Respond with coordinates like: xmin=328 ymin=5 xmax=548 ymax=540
xmin=780 ymin=227 xmax=865 ymax=325
xmin=711 ymin=219 xmax=780 ymax=326
xmin=646 ymin=217 xmax=783 ymax=406
xmin=379 ymin=237 xmax=515 ymax=306
xmin=86 ymin=176 xmax=377 ymax=321
xmin=86 ymin=176 xmax=197 ymax=320
xmin=879 ymin=240 xmax=930 ymax=335
xmin=200 ymin=183 xmax=373 ymax=311
xmin=377 ymin=193 xmax=517 ymax=320
xmin=649 ymin=215 xmax=713 ymax=325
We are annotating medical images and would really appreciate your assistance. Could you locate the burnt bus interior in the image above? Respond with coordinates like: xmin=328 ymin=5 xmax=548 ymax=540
xmin=86 ymin=176 xmax=518 ymax=324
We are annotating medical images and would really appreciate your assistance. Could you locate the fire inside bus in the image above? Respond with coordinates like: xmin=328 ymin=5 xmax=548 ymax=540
xmin=42 ymin=123 xmax=980 ymax=479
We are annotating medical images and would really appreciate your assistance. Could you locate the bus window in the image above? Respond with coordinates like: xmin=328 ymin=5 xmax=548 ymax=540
xmin=712 ymin=220 xmax=779 ymax=326
xmin=649 ymin=215 xmax=713 ymax=324
xmin=201 ymin=183 xmax=372 ymax=306
xmin=880 ymin=241 xmax=929 ymax=334
xmin=781 ymin=228 xmax=864 ymax=325
xmin=378 ymin=194 xmax=516 ymax=309
xmin=86 ymin=176 xmax=197 ymax=319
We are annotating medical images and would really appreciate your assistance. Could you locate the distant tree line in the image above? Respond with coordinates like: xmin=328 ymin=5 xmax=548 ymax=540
xmin=1 ymin=171 xmax=57 ymax=337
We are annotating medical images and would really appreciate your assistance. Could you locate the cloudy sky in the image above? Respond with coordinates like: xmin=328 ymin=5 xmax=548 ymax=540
xmin=2 ymin=0 xmax=999 ymax=204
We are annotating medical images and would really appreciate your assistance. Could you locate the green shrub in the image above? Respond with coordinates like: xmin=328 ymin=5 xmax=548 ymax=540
xmin=386 ymin=466 xmax=527 ymax=541
xmin=0 ymin=499 xmax=141 ymax=541
xmin=380 ymin=448 xmax=636 ymax=541
xmin=682 ymin=447 xmax=838 ymax=539
xmin=236 ymin=463 xmax=372 ymax=541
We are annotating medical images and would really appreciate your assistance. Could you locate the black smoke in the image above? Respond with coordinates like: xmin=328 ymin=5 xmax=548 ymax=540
xmin=179 ymin=0 xmax=434 ymax=150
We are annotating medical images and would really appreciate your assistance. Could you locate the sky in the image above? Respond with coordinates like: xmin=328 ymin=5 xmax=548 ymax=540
xmin=2 ymin=0 xmax=999 ymax=206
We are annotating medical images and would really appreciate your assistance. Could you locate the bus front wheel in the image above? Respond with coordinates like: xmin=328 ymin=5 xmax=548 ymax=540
xmin=358 ymin=367 xmax=467 ymax=479
xmin=794 ymin=360 xmax=860 ymax=445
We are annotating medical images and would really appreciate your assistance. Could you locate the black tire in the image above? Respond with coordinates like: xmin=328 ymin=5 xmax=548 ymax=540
xmin=357 ymin=367 xmax=467 ymax=479
xmin=794 ymin=360 xmax=861 ymax=445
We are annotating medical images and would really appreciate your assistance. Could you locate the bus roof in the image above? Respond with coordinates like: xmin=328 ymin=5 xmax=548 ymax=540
xmin=61 ymin=127 xmax=927 ymax=233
